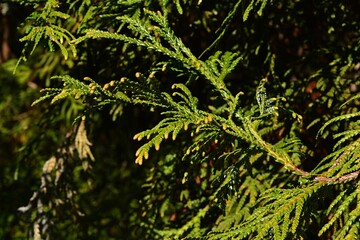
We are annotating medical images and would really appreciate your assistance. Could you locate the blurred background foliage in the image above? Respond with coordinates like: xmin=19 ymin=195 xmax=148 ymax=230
xmin=0 ymin=0 xmax=359 ymax=239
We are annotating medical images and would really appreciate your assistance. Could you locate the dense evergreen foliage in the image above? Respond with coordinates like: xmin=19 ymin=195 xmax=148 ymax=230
xmin=1 ymin=0 xmax=359 ymax=239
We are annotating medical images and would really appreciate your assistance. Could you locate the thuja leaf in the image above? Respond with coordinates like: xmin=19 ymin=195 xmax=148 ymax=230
xmin=46 ymin=75 xmax=90 ymax=104
xmin=175 ymin=0 xmax=183 ymax=15
xmin=318 ymin=112 xmax=360 ymax=138
xmin=336 ymin=203 xmax=360 ymax=239
xmin=134 ymin=120 xmax=186 ymax=165
xmin=333 ymin=129 xmax=360 ymax=150
xmin=243 ymin=0 xmax=255 ymax=21
xmin=31 ymin=89 xmax=62 ymax=106
xmin=318 ymin=190 xmax=358 ymax=237
xmin=19 ymin=1 xmax=77 ymax=61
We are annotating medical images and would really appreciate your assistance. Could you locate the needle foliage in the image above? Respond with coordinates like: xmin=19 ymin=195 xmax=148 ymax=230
xmin=1 ymin=0 xmax=359 ymax=239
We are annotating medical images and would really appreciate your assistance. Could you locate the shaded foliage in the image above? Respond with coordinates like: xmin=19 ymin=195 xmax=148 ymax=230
xmin=0 ymin=0 xmax=359 ymax=239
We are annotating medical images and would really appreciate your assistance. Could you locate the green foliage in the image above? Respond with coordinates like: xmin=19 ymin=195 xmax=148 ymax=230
xmin=17 ymin=0 xmax=77 ymax=62
xmin=1 ymin=0 xmax=360 ymax=239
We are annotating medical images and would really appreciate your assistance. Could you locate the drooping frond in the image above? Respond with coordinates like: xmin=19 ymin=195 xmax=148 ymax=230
xmin=18 ymin=0 xmax=77 ymax=62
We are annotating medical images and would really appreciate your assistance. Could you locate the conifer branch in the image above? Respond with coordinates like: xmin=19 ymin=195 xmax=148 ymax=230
xmin=13 ymin=1 xmax=360 ymax=239
xmin=315 ymin=171 xmax=360 ymax=183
